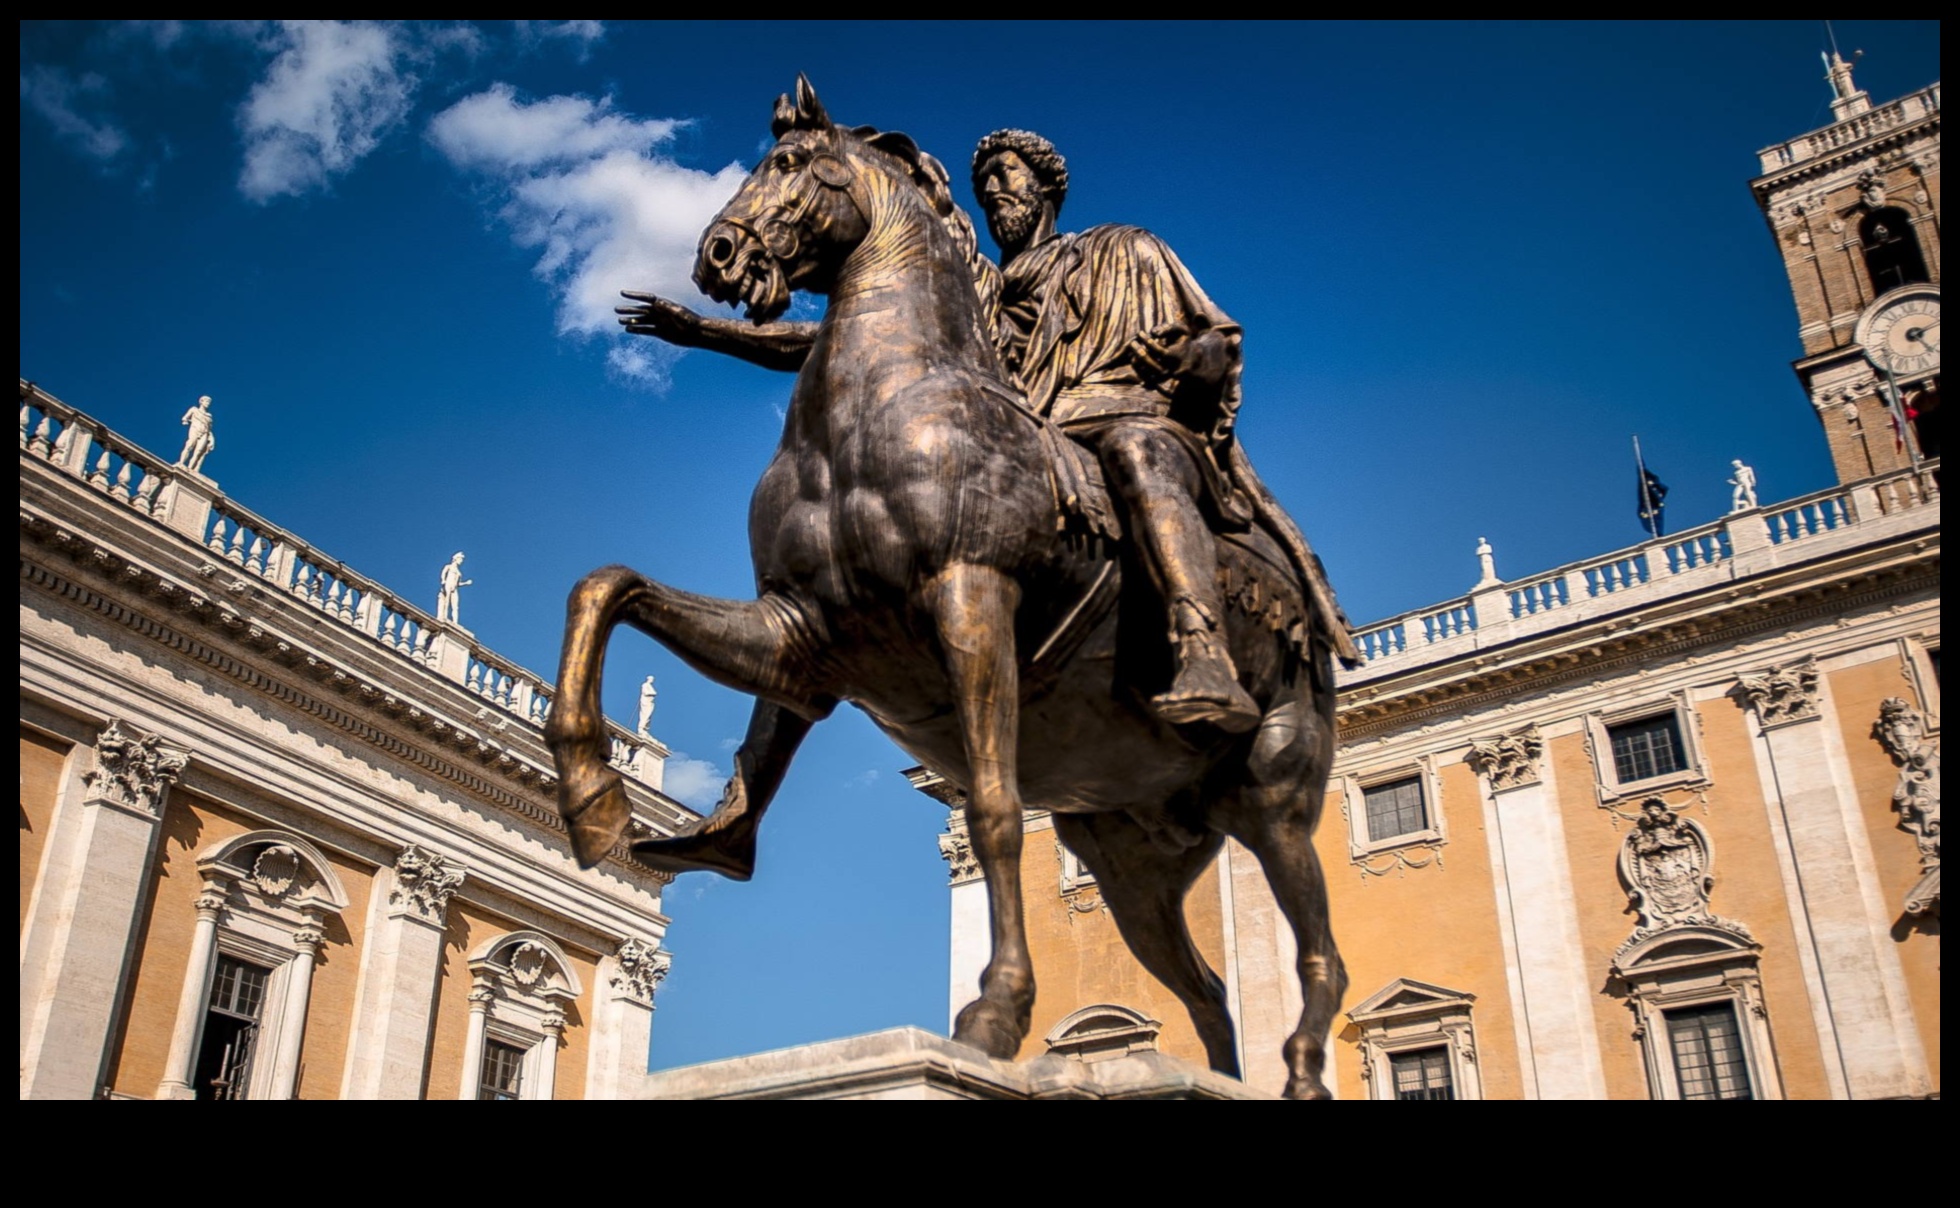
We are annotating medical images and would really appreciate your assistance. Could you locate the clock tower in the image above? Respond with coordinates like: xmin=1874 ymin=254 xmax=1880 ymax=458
xmin=1752 ymin=55 xmax=1941 ymax=482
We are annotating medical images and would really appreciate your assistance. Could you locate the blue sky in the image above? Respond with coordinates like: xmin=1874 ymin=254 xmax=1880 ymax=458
xmin=20 ymin=20 xmax=1941 ymax=1070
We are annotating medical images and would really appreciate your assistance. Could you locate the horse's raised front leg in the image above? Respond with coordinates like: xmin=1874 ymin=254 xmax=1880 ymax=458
xmin=545 ymin=564 xmax=831 ymax=869
xmin=633 ymin=699 xmax=812 ymax=880
xmin=931 ymin=563 xmax=1036 ymax=1060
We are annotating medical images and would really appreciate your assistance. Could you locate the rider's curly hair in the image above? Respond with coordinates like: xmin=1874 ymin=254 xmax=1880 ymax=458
xmin=971 ymin=129 xmax=1069 ymax=212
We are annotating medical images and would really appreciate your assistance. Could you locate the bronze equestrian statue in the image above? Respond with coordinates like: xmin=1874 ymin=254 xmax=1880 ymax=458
xmin=546 ymin=77 xmax=1354 ymax=1098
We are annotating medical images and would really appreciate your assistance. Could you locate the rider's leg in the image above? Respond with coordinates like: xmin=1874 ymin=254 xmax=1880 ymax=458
xmin=1095 ymin=425 xmax=1260 ymax=732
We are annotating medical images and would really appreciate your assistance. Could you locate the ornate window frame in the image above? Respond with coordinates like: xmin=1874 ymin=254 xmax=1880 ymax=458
xmin=1347 ymin=979 xmax=1482 ymax=1101
xmin=1899 ymin=635 xmax=1941 ymax=734
xmin=1611 ymin=929 xmax=1781 ymax=1101
xmin=1340 ymin=757 xmax=1446 ymax=867
xmin=1042 ymin=1004 xmax=1163 ymax=1063
xmin=1586 ymin=692 xmax=1709 ymax=803
xmin=458 ymin=930 xmax=583 ymax=1101
xmin=157 ymin=830 xmax=349 ymax=1100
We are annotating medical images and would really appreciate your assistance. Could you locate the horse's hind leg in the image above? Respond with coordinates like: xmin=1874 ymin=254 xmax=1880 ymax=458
xmin=546 ymin=565 xmax=830 ymax=869
xmin=633 ymin=700 xmax=810 ymax=880
xmin=1217 ymin=693 xmax=1347 ymax=1100
xmin=1052 ymin=812 xmax=1239 ymax=1078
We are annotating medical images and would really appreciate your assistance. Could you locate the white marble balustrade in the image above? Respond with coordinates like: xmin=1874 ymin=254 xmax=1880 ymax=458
xmin=1343 ymin=461 xmax=1940 ymax=685
xmin=22 ymin=395 xmax=173 ymax=521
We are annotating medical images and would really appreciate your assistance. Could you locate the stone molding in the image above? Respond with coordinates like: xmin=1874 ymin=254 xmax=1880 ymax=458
xmin=1466 ymin=725 xmax=1543 ymax=792
xmin=1875 ymin=697 xmax=1941 ymax=917
xmin=1735 ymin=660 xmax=1823 ymax=728
xmin=388 ymin=844 xmax=467 ymax=924
xmin=938 ymin=810 xmax=981 ymax=885
xmin=82 ymin=718 xmax=188 ymax=818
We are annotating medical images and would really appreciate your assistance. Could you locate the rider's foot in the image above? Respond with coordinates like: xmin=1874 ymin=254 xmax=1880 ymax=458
xmin=1152 ymin=628 xmax=1261 ymax=734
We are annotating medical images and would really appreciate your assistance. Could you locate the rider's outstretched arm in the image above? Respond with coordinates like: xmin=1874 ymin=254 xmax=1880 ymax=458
xmin=618 ymin=291 xmax=816 ymax=373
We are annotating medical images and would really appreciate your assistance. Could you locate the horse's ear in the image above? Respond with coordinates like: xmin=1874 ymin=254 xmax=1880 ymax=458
xmin=771 ymin=93 xmax=797 ymax=139
xmin=794 ymin=73 xmax=830 ymax=129
xmin=866 ymin=130 xmax=954 ymax=217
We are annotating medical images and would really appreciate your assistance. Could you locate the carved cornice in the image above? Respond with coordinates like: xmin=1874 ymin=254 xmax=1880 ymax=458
xmin=1734 ymin=661 xmax=1822 ymax=728
xmin=19 ymin=536 xmax=678 ymax=879
xmin=609 ymin=936 xmax=672 ymax=1005
xmin=939 ymin=810 xmax=981 ymax=885
xmin=1466 ymin=725 xmax=1543 ymax=793
xmin=83 ymin=718 xmax=188 ymax=818
xmin=388 ymin=844 xmax=466 ymax=923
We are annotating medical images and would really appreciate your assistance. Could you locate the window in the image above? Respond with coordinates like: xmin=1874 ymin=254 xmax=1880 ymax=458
xmin=1665 ymin=1003 xmax=1754 ymax=1101
xmin=478 ymin=1040 xmax=528 ymax=1101
xmin=1364 ymin=776 xmax=1427 ymax=842
xmin=1860 ymin=208 xmax=1930 ymax=293
xmin=193 ymin=956 xmax=270 ymax=1100
xmin=1609 ymin=713 xmax=1686 ymax=782
xmin=1342 ymin=762 xmax=1446 ymax=867
xmin=1390 ymin=1047 xmax=1455 ymax=1100
xmin=1348 ymin=979 xmax=1482 ymax=1100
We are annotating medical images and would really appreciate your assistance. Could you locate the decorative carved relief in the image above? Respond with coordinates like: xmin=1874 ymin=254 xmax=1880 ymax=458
xmin=250 ymin=844 xmax=303 ymax=898
xmin=1875 ymin=698 xmax=1941 ymax=916
xmin=1466 ymin=725 xmax=1543 ymax=792
xmin=84 ymin=718 xmax=188 ymax=816
xmin=1858 ymin=168 xmax=1888 ymax=209
xmin=1616 ymin=800 xmax=1751 ymax=958
xmin=388 ymin=844 xmax=466 ymax=923
xmin=610 ymin=936 xmax=672 ymax=1004
xmin=938 ymin=812 xmax=980 ymax=885
xmin=1735 ymin=662 xmax=1822 ymax=728
xmin=509 ymin=941 xmax=552 ymax=987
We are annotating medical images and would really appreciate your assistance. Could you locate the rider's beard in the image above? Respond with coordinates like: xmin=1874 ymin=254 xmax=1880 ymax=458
xmin=987 ymin=192 xmax=1039 ymax=249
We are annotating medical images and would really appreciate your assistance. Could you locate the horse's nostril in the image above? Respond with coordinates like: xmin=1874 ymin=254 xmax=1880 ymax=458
xmin=708 ymin=236 xmax=736 ymax=267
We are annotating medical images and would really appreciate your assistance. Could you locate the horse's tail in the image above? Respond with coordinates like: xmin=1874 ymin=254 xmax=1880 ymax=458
xmin=1226 ymin=442 xmax=1360 ymax=667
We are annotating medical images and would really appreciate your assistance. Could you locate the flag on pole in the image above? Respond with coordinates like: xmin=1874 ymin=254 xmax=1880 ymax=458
xmin=1633 ymin=436 xmax=1667 ymax=539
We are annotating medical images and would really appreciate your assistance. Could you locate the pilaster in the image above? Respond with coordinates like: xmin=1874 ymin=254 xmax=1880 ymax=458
xmin=587 ymin=937 xmax=670 ymax=1100
xmin=19 ymin=720 xmax=186 ymax=1100
xmin=338 ymin=844 xmax=466 ymax=1100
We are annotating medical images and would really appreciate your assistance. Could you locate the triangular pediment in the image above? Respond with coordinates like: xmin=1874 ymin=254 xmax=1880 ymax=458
xmin=1349 ymin=978 xmax=1475 ymax=1019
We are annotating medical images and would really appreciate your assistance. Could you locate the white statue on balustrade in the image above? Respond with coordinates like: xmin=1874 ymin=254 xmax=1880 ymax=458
xmin=436 ymin=552 xmax=473 ymax=626
xmin=1728 ymin=460 xmax=1759 ymax=512
xmin=637 ymin=675 xmax=658 ymax=738
xmin=1474 ymin=536 xmax=1499 ymax=587
xmin=176 ymin=395 xmax=215 ymax=474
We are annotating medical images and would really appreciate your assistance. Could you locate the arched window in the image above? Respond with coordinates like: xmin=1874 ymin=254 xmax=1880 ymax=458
xmin=1860 ymin=208 xmax=1931 ymax=294
xmin=458 ymin=931 xmax=583 ymax=1100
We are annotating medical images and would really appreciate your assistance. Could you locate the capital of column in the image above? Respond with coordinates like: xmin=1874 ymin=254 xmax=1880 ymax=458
xmin=1467 ymin=724 xmax=1545 ymax=792
xmin=83 ymin=718 xmax=188 ymax=819
xmin=608 ymin=936 xmax=672 ymax=1006
xmin=1735 ymin=661 xmax=1822 ymax=729
xmin=387 ymin=843 xmax=466 ymax=924
xmin=193 ymin=876 xmax=229 ymax=922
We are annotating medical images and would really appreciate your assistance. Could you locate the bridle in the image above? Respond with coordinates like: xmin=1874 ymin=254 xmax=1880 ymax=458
xmin=726 ymin=145 xmax=861 ymax=269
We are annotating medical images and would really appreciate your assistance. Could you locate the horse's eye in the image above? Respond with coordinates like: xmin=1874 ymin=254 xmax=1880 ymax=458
xmin=778 ymin=152 xmax=802 ymax=172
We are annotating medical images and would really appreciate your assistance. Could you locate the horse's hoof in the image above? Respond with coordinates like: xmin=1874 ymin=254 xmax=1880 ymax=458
xmin=952 ymin=999 xmax=1026 ymax=1060
xmin=634 ymin=820 xmax=759 ymax=881
xmin=564 ymin=774 xmax=632 ymax=869
xmin=1282 ymin=1077 xmax=1333 ymax=1101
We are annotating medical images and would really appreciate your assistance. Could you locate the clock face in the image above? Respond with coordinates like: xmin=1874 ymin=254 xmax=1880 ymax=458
xmin=1861 ymin=291 xmax=1941 ymax=377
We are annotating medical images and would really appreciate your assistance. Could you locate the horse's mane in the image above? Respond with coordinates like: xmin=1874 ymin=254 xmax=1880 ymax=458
xmin=846 ymin=124 xmax=1002 ymax=327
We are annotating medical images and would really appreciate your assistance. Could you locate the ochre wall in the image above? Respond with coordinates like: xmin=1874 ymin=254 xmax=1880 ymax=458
xmin=19 ymin=728 xmax=68 ymax=933
xmin=1012 ymin=828 xmax=1227 ymax=1064
xmin=1321 ymin=758 xmax=1525 ymax=1100
xmin=1830 ymin=656 xmax=1941 ymax=1088
xmin=429 ymin=899 xmax=598 ymax=1100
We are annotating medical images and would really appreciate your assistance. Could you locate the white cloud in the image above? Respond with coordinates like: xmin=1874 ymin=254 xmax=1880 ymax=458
xmin=20 ymin=66 xmax=130 ymax=163
xmin=237 ymin=20 xmax=417 ymax=202
xmin=663 ymin=753 xmax=729 ymax=811
xmin=514 ymin=21 xmax=606 ymax=55
xmin=429 ymin=84 xmax=746 ymax=387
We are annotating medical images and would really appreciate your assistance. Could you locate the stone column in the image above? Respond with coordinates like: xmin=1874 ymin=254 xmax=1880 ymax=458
xmin=338 ymin=844 xmax=465 ymax=1100
xmin=153 ymin=877 xmax=228 ymax=1100
xmin=536 ymin=1010 xmax=567 ymax=1100
xmin=455 ymin=981 xmax=495 ymax=1100
xmin=265 ymin=920 xmax=325 ymax=1100
xmin=938 ymin=812 xmax=991 ymax=1033
xmin=1467 ymin=725 xmax=1608 ymax=1100
xmin=1738 ymin=663 xmax=1934 ymax=1099
xmin=19 ymin=720 xmax=187 ymax=1100
xmin=588 ymin=937 xmax=669 ymax=1099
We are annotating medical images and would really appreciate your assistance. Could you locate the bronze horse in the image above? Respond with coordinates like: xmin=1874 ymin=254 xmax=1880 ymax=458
xmin=545 ymin=78 xmax=1347 ymax=1097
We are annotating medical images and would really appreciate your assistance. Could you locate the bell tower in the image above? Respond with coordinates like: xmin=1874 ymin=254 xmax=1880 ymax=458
xmin=1751 ymin=54 xmax=1941 ymax=482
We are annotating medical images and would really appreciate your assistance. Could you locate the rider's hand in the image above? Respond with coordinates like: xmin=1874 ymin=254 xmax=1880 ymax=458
xmin=618 ymin=291 xmax=705 ymax=346
xmin=1128 ymin=323 xmax=1192 ymax=392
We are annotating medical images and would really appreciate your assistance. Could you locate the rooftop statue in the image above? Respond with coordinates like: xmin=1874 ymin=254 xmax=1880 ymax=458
xmin=547 ymin=77 xmax=1354 ymax=1098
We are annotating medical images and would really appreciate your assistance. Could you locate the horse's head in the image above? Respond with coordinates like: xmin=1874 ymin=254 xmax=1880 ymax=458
xmin=693 ymin=75 xmax=965 ymax=325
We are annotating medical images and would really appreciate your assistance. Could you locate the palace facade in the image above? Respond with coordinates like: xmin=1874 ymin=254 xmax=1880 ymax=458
xmin=934 ymin=61 xmax=1941 ymax=1099
xmin=20 ymin=381 xmax=696 ymax=1099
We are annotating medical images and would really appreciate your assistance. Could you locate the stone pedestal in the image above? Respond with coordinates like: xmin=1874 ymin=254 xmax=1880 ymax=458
xmin=635 ymin=1027 xmax=1272 ymax=1100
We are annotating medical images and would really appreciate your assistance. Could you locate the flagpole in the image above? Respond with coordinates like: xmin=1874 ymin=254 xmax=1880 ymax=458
xmin=1634 ymin=435 xmax=1660 ymax=540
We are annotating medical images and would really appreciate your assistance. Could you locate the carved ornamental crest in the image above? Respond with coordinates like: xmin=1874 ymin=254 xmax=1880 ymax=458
xmin=1615 ymin=799 xmax=1751 ymax=958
